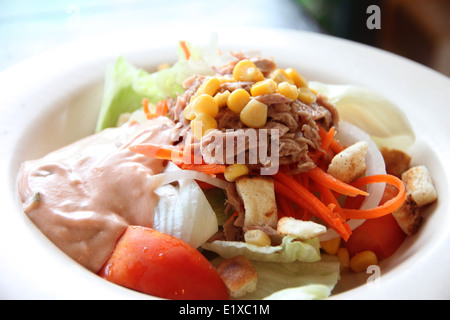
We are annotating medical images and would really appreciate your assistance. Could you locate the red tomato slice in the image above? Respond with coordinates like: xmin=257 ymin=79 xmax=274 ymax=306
xmin=345 ymin=185 xmax=407 ymax=259
xmin=98 ymin=225 xmax=229 ymax=300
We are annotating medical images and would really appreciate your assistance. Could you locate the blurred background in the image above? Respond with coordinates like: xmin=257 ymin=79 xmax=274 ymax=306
xmin=1 ymin=0 xmax=449 ymax=76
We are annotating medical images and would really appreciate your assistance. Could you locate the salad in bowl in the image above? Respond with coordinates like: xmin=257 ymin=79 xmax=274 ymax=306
xmin=16 ymin=38 xmax=438 ymax=300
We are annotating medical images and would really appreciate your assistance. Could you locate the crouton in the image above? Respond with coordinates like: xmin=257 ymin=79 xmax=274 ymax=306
xmin=392 ymin=195 xmax=422 ymax=235
xmin=277 ymin=216 xmax=326 ymax=240
xmin=216 ymin=255 xmax=258 ymax=298
xmin=402 ymin=165 xmax=437 ymax=207
xmin=235 ymin=176 xmax=277 ymax=228
xmin=380 ymin=147 xmax=412 ymax=178
xmin=327 ymin=141 xmax=368 ymax=183
xmin=392 ymin=165 xmax=437 ymax=235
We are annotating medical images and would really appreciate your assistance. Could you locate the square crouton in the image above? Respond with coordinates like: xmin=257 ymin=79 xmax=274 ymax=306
xmin=327 ymin=141 xmax=368 ymax=183
xmin=235 ymin=176 xmax=277 ymax=228
xmin=277 ymin=217 xmax=326 ymax=240
xmin=380 ymin=147 xmax=412 ymax=178
xmin=216 ymin=255 xmax=258 ymax=298
xmin=392 ymin=165 xmax=437 ymax=235
xmin=402 ymin=165 xmax=437 ymax=207
xmin=392 ymin=196 xmax=422 ymax=236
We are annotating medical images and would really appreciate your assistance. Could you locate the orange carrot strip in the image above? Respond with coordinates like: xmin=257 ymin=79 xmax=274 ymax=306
xmin=129 ymin=143 xmax=202 ymax=164
xmin=305 ymin=166 xmax=368 ymax=197
xmin=273 ymin=171 xmax=351 ymax=240
xmin=179 ymin=40 xmax=191 ymax=60
xmin=180 ymin=163 xmax=226 ymax=175
xmin=341 ymin=174 xmax=406 ymax=219
xmin=155 ymin=100 xmax=168 ymax=116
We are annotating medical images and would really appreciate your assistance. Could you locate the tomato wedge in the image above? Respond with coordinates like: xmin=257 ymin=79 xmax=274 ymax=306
xmin=98 ymin=226 xmax=229 ymax=300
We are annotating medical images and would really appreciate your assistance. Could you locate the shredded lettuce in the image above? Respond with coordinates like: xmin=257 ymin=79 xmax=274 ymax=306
xmin=210 ymin=254 xmax=340 ymax=300
xmin=96 ymin=37 xmax=229 ymax=132
xmin=202 ymin=235 xmax=321 ymax=263
xmin=309 ymin=82 xmax=416 ymax=151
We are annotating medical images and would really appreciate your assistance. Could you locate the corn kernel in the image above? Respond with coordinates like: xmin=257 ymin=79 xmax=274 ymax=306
xmin=349 ymin=250 xmax=378 ymax=273
xmin=277 ymin=81 xmax=299 ymax=100
xmin=337 ymin=247 xmax=350 ymax=273
xmin=214 ymin=90 xmax=230 ymax=108
xmin=320 ymin=236 xmax=341 ymax=255
xmin=183 ymin=104 xmax=196 ymax=120
xmin=240 ymin=99 xmax=268 ymax=128
xmin=191 ymin=94 xmax=219 ymax=118
xmin=227 ymin=88 xmax=251 ymax=114
xmin=233 ymin=59 xmax=264 ymax=82
xmin=224 ymin=163 xmax=249 ymax=182
xmin=216 ymin=75 xmax=236 ymax=84
xmin=250 ymin=79 xmax=277 ymax=97
xmin=285 ymin=68 xmax=308 ymax=88
xmin=270 ymin=68 xmax=294 ymax=84
xmin=196 ymin=77 xmax=221 ymax=97
xmin=297 ymin=87 xmax=316 ymax=104
xmin=244 ymin=229 xmax=271 ymax=247
xmin=190 ymin=112 xmax=218 ymax=141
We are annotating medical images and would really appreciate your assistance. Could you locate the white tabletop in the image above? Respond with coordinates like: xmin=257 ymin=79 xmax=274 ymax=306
xmin=0 ymin=0 xmax=323 ymax=71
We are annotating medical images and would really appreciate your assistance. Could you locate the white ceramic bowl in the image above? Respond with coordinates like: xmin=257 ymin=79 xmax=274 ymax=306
xmin=1 ymin=27 xmax=449 ymax=299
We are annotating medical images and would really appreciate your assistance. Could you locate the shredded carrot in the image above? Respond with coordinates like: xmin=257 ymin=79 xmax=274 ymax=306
xmin=129 ymin=143 xmax=203 ymax=164
xmin=314 ymin=182 xmax=344 ymax=221
xmin=305 ymin=166 xmax=368 ymax=197
xmin=278 ymin=195 xmax=296 ymax=218
xmin=179 ymin=40 xmax=190 ymax=60
xmin=155 ymin=100 xmax=168 ymax=116
xmin=341 ymin=174 xmax=406 ymax=219
xmin=330 ymin=138 xmax=345 ymax=154
xmin=179 ymin=163 xmax=226 ymax=175
xmin=273 ymin=171 xmax=351 ymax=240
xmin=320 ymin=126 xmax=336 ymax=151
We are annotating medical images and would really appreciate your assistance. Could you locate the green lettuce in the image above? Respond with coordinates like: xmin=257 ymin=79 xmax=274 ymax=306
xmin=210 ymin=254 xmax=340 ymax=300
xmin=202 ymin=235 xmax=321 ymax=263
xmin=309 ymin=81 xmax=416 ymax=151
xmin=95 ymin=38 xmax=227 ymax=132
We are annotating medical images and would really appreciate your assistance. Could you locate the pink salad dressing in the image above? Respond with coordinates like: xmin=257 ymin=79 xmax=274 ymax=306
xmin=17 ymin=117 xmax=177 ymax=272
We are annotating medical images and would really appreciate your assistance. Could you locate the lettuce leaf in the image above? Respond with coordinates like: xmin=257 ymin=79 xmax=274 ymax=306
xmin=309 ymin=81 xmax=416 ymax=151
xmin=96 ymin=38 xmax=228 ymax=132
xmin=202 ymin=235 xmax=321 ymax=263
xmin=153 ymin=163 xmax=219 ymax=249
xmin=210 ymin=254 xmax=340 ymax=300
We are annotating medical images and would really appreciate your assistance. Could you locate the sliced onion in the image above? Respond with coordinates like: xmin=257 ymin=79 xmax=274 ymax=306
xmin=150 ymin=162 xmax=230 ymax=190
xmin=318 ymin=121 xmax=386 ymax=241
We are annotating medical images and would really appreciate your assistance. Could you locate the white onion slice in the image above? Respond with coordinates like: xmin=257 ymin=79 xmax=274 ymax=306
xmin=318 ymin=121 xmax=386 ymax=241
xmin=150 ymin=165 xmax=230 ymax=190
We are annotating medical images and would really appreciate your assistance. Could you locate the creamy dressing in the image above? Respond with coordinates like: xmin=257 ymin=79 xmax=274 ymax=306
xmin=17 ymin=117 xmax=177 ymax=272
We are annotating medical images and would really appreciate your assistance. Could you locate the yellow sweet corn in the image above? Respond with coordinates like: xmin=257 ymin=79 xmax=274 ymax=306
xmin=233 ymin=59 xmax=264 ymax=82
xmin=240 ymin=99 xmax=268 ymax=128
xmin=337 ymin=247 xmax=350 ymax=273
xmin=190 ymin=112 xmax=218 ymax=141
xmin=191 ymin=94 xmax=219 ymax=118
xmin=297 ymin=87 xmax=316 ymax=104
xmin=183 ymin=104 xmax=196 ymax=121
xmin=224 ymin=163 xmax=249 ymax=182
xmin=227 ymin=88 xmax=251 ymax=114
xmin=244 ymin=229 xmax=271 ymax=247
xmin=250 ymin=79 xmax=277 ymax=97
xmin=277 ymin=81 xmax=299 ymax=100
xmin=214 ymin=90 xmax=230 ymax=108
xmin=320 ymin=236 xmax=341 ymax=255
xmin=349 ymin=250 xmax=378 ymax=273
xmin=196 ymin=77 xmax=221 ymax=97
xmin=270 ymin=68 xmax=295 ymax=84
xmin=285 ymin=67 xmax=308 ymax=88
